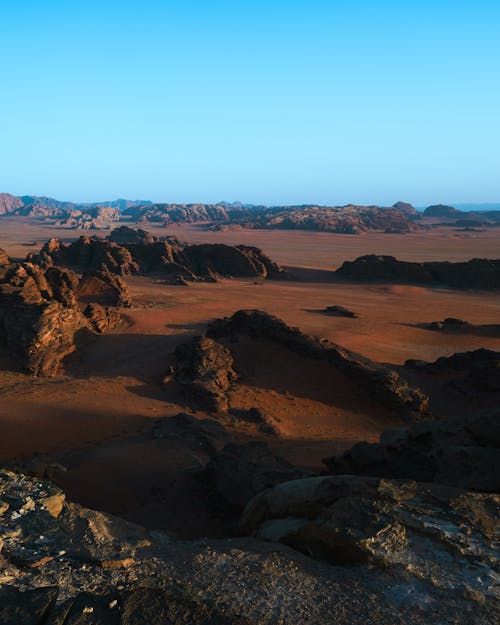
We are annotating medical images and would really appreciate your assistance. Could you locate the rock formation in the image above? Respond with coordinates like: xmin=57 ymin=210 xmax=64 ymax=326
xmin=335 ymin=254 xmax=500 ymax=290
xmin=392 ymin=200 xmax=418 ymax=216
xmin=78 ymin=269 xmax=132 ymax=307
xmin=164 ymin=336 xmax=238 ymax=413
xmin=0 ymin=263 xmax=89 ymax=376
xmin=83 ymin=303 xmax=123 ymax=334
xmin=0 ymin=262 xmax=125 ymax=375
xmin=423 ymin=204 xmax=461 ymax=217
xmin=207 ymin=310 xmax=429 ymax=419
xmin=214 ymin=204 xmax=419 ymax=234
xmin=55 ymin=206 xmax=120 ymax=230
xmin=30 ymin=233 xmax=283 ymax=282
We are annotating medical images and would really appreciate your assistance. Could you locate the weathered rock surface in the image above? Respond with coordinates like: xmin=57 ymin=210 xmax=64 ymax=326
xmin=0 ymin=261 xmax=126 ymax=375
xmin=83 ymin=303 xmax=123 ymax=334
xmin=0 ymin=470 xmax=497 ymax=624
xmin=208 ymin=310 xmax=429 ymax=419
xmin=240 ymin=476 xmax=500 ymax=610
xmin=0 ymin=264 xmax=90 ymax=376
xmin=336 ymin=254 xmax=500 ymax=290
xmin=205 ymin=442 xmax=311 ymax=509
xmin=165 ymin=336 xmax=238 ymax=413
xmin=78 ymin=269 xmax=132 ymax=307
xmin=324 ymin=409 xmax=500 ymax=492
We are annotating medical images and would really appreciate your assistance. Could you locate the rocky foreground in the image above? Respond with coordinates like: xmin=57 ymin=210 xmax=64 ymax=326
xmin=0 ymin=466 xmax=498 ymax=625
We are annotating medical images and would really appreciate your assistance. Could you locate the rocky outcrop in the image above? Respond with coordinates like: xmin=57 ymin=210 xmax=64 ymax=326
xmin=219 ymin=204 xmax=419 ymax=234
xmin=44 ymin=266 xmax=80 ymax=308
xmin=83 ymin=303 xmax=123 ymax=334
xmin=207 ymin=310 xmax=429 ymax=419
xmin=31 ymin=236 xmax=140 ymax=275
xmin=164 ymin=336 xmax=238 ymax=412
xmin=324 ymin=409 xmax=500 ymax=492
xmin=0 ymin=262 xmax=125 ymax=375
xmin=78 ymin=269 xmax=132 ymax=307
xmin=107 ymin=225 xmax=157 ymax=244
xmin=423 ymin=204 xmax=461 ymax=217
xmin=424 ymin=317 xmax=471 ymax=332
xmin=30 ymin=233 xmax=283 ymax=282
xmin=205 ymin=442 xmax=311 ymax=509
xmin=239 ymin=475 xmax=499 ymax=607
xmin=56 ymin=206 xmax=121 ymax=230
xmin=0 ymin=263 xmax=90 ymax=376
xmin=335 ymin=254 xmax=500 ymax=290
xmin=392 ymin=201 xmax=418 ymax=216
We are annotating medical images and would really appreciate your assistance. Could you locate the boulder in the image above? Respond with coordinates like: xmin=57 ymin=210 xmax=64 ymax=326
xmin=165 ymin=336 xmax=238 ymax=413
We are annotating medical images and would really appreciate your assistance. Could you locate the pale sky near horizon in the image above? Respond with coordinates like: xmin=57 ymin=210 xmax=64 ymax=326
xmin=1 ymin=1 xmax=499 ymax=206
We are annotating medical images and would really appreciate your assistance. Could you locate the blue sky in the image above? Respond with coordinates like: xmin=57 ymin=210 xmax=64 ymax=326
xmin=1 ymin=1 xmax=499 ymax=205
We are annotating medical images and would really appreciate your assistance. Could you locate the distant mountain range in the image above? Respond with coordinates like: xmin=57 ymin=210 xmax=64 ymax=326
xmin=1 ymin=193 xmax=500 ymax=233
xmin=0 ymin=193 xmax=152 ymax=216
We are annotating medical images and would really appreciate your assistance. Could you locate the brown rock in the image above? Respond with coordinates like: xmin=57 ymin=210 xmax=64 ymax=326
xmin=166 ymin=336 xmax=238 ymax=413
xmin=83 ymin=303 xmax=123 ymax=334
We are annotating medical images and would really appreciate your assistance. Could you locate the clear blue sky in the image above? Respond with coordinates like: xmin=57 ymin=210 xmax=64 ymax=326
xmin=1 ymin=1 xmax=499 ymax=205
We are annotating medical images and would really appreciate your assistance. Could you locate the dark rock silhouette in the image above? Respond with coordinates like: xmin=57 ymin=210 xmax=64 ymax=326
xmin=423 ymin=204 xmax=461 ymax=217
xmin=335 ymin=254 xmax=500 ymax=290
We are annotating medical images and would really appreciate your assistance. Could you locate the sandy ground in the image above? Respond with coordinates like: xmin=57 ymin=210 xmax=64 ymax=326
xmin=0 ymin=217 xmax=499 ymax=535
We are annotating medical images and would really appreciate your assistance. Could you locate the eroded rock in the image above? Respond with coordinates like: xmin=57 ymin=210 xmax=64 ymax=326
xmin=165 ymin=336 xmax=238 ymax=413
